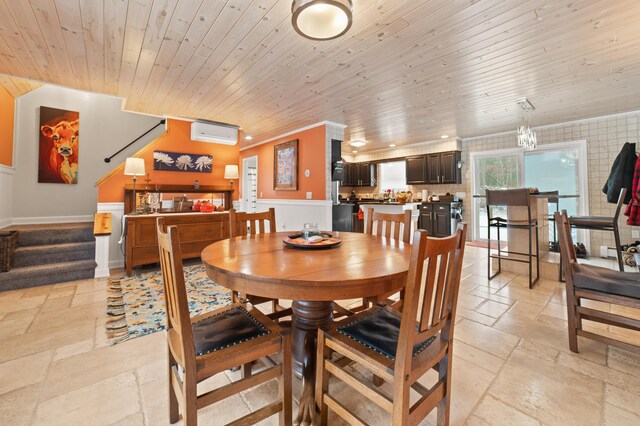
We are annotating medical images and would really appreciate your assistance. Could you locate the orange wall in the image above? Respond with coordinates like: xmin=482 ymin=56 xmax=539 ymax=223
xmin=0 ymin=85 xmax=15 ymax=166
xmin=98 ymin=119 xmax=240 ymax=202
xmin=239 ymin=125 xmax=326 ymax=200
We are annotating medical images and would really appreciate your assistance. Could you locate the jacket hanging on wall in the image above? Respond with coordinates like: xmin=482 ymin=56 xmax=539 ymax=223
xmin=625 ymin=154 xmax=640 ymax=225
xmin=602 ymin=142 xmax=636 ymax=204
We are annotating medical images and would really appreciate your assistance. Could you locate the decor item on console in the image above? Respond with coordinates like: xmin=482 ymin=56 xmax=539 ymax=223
xmin=38 ymin=106 xmax=79 ymax=184
xmin=516 ymin=98 xmax=537 ymax=151
xmin=153 ymin=150 xmax=212 ymax=172
xmin=124 ymin=157 xmax=145 ymax=214
xmin=274 ymin=139 xmax=298 ymax=190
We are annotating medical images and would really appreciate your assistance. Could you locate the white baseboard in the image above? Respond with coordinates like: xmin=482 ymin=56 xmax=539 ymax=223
xmin=109 ymin=260 xmax=124 ymax=269
xmin=10 ymin=215 xmax=94 ymax=225
xmin=0 ymin=218 xmax=10 ymax=229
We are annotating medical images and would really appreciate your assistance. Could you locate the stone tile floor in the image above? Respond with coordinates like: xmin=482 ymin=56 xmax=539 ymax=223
xmin=0 ymin=246 xmax=639 ymax=425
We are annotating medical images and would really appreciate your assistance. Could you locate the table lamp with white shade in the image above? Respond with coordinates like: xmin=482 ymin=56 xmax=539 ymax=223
xmin=224 ymin=165 xmax=239 ymax=191
xmin=124 ymin=157 xmax=145 ymax=213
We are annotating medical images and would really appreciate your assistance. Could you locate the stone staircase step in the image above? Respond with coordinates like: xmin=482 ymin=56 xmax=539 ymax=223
xmin=0 ymin=259 xmax=97 ymax=291
xmin=12 ymin=242 xmax=95 ymax=268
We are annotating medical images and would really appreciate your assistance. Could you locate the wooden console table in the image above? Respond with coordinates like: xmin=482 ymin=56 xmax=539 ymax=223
xmin=124 ymin=212 xmax=230 ymax=275
xmin=123 ymin=184 xmax=233 ymax=214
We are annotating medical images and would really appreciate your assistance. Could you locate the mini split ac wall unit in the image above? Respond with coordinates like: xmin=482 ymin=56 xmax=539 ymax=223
xmin=190 ymin=121 xmax=239 ymax=145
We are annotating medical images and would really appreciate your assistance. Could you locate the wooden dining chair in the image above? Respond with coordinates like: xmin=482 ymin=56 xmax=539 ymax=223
xmin=555 ymin=211 xmax=640 ymax=354
xmin=156 ymin=218 xmax=292 ymax=425
xmin=229 ymin=208 xmax=291 ymax=320
xmin=335 ymin=208 xmax=413 ymax=317
xmin=316 ymin=224 xmax=467 ymax=425
xmin=568 ymin=188 xmax=627 ymax=271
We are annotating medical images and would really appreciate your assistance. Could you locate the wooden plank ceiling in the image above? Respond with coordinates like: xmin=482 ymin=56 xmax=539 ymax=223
xmin=1 ymin=0 xmax=640 ymax=151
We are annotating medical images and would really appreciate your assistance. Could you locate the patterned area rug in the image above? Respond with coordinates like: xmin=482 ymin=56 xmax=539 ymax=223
xmin=106 ymin=264 xmax=231 ymax=344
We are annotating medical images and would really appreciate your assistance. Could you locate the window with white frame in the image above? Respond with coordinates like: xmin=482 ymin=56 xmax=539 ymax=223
xmin=378 ymin=161 xmax=408 ymax=192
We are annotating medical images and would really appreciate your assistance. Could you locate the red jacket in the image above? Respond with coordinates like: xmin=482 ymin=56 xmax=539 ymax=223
xmin=625 ymin=155 xmax=640 ymax=225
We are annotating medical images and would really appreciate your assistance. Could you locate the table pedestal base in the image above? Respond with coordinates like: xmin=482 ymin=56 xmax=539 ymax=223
xmin=291 ymin=300 xmax=334 ymax=426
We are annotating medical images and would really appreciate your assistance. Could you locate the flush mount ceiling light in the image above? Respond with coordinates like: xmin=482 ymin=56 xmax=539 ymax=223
xmin=516 ymin=98 xmax=537 ymax=151
xmin=389 ymin=144 xmax=396 ymax=147
xmin=244 ymin=135 xmax=253 ymax=140
xmin=349 ymin=140 xmax=365 ymax=147
xmin=292 ymin=0 xmax=353 ymax=41
xmin=441 ymin=135 xmax=449 ymax=139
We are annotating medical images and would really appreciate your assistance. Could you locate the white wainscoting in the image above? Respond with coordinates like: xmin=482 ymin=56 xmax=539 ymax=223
xmin=255 ymin=199 xmax=332 ymax=232
xmin=0 ymin=165 xmax=13 ymax=229
xmin=97 ymin=202 xmax=125 ymax=270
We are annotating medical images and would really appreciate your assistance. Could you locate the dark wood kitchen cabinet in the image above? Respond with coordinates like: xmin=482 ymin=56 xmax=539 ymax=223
xmin=405 ymin=151 xmax=461 ymax=185
xmin=419 ymin=203 xmax=451 ymax=238
xmin=342 ymin=162 xmax=376 ymax=187
xmin=406 ymin=155 xmax=427 ymax=184
xmin=343 ymin=163 xmax=355 ymax=186
xmin=440 ymin=151 xmax=461 ymax=184
xmin=426 ymin=154 xmax=441 ymax=184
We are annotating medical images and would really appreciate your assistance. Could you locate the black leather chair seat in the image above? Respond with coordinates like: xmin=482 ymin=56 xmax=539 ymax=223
xmin=337 ymin=309 xmax=436 ymax=360
xmin=569 ymin=216 xmax=614 ymax=228
xmin=192 ymin=306 xmax=269 ymax=356
xmin=572 ymin=264 xmax=640 ymax=299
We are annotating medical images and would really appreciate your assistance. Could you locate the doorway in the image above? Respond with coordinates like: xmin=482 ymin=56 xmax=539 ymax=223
xmin=242 ymin=156 xmax=258 ymax=213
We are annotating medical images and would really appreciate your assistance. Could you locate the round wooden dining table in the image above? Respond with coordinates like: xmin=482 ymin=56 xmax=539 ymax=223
xmin=201 ymin=231 xmax=411 ymax=424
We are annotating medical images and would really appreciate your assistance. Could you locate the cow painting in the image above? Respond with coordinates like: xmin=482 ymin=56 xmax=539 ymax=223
xmin=38 ymin=107 xmax=79 ymax=184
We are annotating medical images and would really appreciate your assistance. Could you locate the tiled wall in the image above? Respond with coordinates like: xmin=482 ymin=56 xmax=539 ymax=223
xmin=347 ymin=112 xmax=640 ymax=254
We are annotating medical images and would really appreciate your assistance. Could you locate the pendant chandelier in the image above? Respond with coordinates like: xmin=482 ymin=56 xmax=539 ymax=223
xmin=291 ymin=0 xmax=353 ymax=41
xmin=516 ymin=98 xmax=537 ymax=151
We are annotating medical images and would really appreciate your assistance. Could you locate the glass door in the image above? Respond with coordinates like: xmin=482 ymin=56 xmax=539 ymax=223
xmin=471 ymin=141 xmax=588 ymax=245
xmin=472 ymin=149 xmax=522 ymax=241
xmin=524 ymin=143 xmax=587 ymax=249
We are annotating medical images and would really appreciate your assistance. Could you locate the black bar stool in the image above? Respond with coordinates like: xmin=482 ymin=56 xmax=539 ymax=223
xmin=486 ymin=188 xmax=540 ymax=289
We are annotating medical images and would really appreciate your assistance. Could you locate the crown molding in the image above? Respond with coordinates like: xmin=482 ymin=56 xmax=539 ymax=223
xmin=241 ymin=121 xmax=347 ymax=151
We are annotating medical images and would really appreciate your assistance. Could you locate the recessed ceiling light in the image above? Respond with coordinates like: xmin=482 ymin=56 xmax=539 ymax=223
xmin=352 ymin=150 xmax=358 ymax=153
xmin=245 ymin=135 xmax=253 ymax=140
xmin=389 ymin=144 xmax=396 ymax=147
xmin=349 ymin=140 xmax=366 ymax=147
xmin=441 ymin=135 xmax=449 ymax=139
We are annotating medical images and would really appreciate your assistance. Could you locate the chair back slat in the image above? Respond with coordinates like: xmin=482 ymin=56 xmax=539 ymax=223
xmin=365 ymin=208 xmax=412 ymax=243
xmin=429 ymin=251 xmax=451 ymax=329
xmin=396 ymin=224 xmax=467 ymax=372
xmin=229 ymin=208 xmax=276 ymax=237
xmin=419 ymin=257 xmax=438 ymax=331
xmin=156 ymin=218 xmax=196 ymax=360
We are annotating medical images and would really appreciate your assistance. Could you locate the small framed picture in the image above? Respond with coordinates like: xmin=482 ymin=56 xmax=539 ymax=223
xmin=274 ymin=139 xmax=298 ymax=190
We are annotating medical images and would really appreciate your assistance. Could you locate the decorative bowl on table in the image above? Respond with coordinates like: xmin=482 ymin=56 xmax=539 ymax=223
xmin=283 ymin=223 xmax=341 ymax=249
